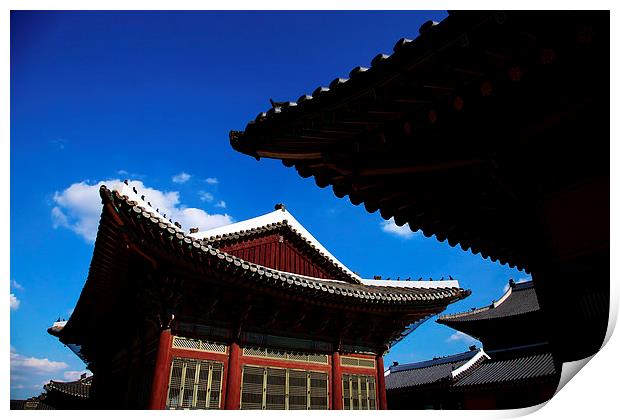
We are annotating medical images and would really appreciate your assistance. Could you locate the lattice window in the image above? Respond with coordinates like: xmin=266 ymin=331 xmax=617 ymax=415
xmin=242 ymin=346 xmax=328 ymax=364
xmin=172 ymin=336 xmax=227 ymax=354
xmin=340 ymin=356 xmax=375 ymax=368
xmin=309 ymin=372 xmax=328 ymax=410
xmin=288 ymin=369 xmax=307 ymax=410
xmin=165 ymin=358 xmax=223 ymax=409
xmin=341 ymin=374 xmax=377 ymax=410
xmin=240 ymin=365 xmax=328 ymax=410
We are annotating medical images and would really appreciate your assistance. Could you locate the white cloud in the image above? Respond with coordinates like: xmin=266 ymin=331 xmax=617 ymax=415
xmin=11 ymin=279 xmax=24 ymax=291
xmin=199 ymin=191 xmax=214 ymax=202
xmin=172 ymin=172 xmax=191 ymax=184
xmin=215 ymin=200 xmax=227 ymax=209
xmin=51 ymin=179 xmax=234 ymax=242
xmin=62 ymin=370 xmax=90 ymax=381
xmin=446 ymin=331 xmax=478 ymax=344
xmin=11 ymin=351 xmax=68 ymax=374
xmin=10 ymin=351 xmax=78 ymax=398
xmin=204 ymin=177 xmax=218 ymax=184
xmin=10 ymin=293 xmax=20 ymax=310
xmin=381 ymin=218 xmax=416 ymax=239
xmin=503 ymin=277 xmax=531 ymax=293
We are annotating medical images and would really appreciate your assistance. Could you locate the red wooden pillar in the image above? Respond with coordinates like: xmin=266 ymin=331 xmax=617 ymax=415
xmin=148 ymin=329 xmax=173 ymax=409
xmin=225 ymin=342 xmax=242 ymax=409
xmin=376 ymin=355 xmax=387 ymax=410
xmin=331 ymin=351 xmax=343 ymax=410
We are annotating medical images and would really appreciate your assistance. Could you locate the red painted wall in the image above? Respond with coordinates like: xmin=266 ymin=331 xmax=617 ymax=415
xmin=220 ymin=234 xmax=334 ymax=279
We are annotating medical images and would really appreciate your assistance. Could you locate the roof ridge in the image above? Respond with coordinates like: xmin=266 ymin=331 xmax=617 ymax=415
xmin=95 ymin=185 xmax=470 ymax=308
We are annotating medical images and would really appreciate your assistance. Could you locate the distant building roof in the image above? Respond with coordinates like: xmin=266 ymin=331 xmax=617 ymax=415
xmin=385 ymin=349 xmax=480 ymax=390
xmin=10 ymin=398 xmax=55 ymax=410
xmin=386 ymin=347 xmax=557 ymax=392
xmin=44 ymin=375 xmax=92 ymax=399
xmin=437 ymin=280 xmax=539 ymax=325
xmin=452 ymin=352 xmax=556 ymax=389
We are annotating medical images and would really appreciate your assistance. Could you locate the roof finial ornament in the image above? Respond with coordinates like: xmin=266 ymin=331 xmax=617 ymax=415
xmin=509 ymin=278 xmax=515 ymax=288
xmin=274 ymin=203 xmax=286 ymax=211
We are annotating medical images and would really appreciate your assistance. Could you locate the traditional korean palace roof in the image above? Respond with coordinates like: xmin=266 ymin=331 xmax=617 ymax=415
xmin=229 ymin=11 xmax=608 ymax=275
xmin=88 ymin=183 xmax=467 ymax=307
xmin=451 ymin=352 xmax=556 ymax=390
xmin=385 ymin=348 xmax=483 ymax=390
xmin=44 ymin=375 xmax=92 ymax=399
xmin=437 ymin=280 xmax=539 ymax=325
xmin=191 ymin=204 xmax=361 ymax=283
xmin=385 ymin=346 xmax=557 ymax=392
xmin=51 ymin=183 xmax=470 ymax=361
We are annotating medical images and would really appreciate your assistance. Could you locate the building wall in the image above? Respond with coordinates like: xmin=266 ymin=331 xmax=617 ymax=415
xmin=150 ymin=333 xmax=382 ymax=410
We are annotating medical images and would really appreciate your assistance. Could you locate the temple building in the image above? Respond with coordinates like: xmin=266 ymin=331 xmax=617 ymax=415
xmin=230 ymin=10 xmax=609 ymax=366
xmin=385 ymin=280 xmax=560 ymax=409
xmin=48 ymin=183 xmax=469 ymax=409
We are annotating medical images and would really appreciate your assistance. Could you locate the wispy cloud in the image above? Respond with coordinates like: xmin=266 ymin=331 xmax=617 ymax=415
xmin=10 ymin=293 xmax=20 ymax=310
xmin=381 ymin=218 xmax=416 ymax=239
xmin=199 ymin=191 xmax=214 ymax=202
xmin=10 ymin=350 xmax=78 ymax=398
xmin=62 ymin=370 xmax=90 ymax=381
xmin=51 ymin=179 xmax=234 ymax=242
xmin=11 ymin=351 xmax=68 ymax=374
xmin=11 ymin=279 xmax=24 ymax=291
xmin=50 ymin=138 xmax=67 ymax=150
xmin=172 ymin=172 xmax=191 ymax=184
xmin=116 ymin=169 xmax=145 ymax=179
xmin=446 ymin=331 xmax=478 ymax=345
xmin=215 ymin=200 xmax=227 ymax=209
xmin=204 ymin=177 xmax=218 ymax=185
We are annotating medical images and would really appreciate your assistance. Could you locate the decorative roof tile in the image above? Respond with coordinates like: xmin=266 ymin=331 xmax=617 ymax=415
xmin=44 ymin=376 xmax=92 ymax=399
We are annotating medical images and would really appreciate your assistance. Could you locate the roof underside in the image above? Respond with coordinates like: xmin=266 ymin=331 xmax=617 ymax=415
xmin=230 ymin=11 xmax=609 ymax=273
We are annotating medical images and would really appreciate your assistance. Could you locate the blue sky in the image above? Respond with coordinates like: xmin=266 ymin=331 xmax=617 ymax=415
xmin=10 ymin=10 xmax=528 ymax=399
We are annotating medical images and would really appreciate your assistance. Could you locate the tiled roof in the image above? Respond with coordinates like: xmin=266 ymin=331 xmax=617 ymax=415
xmin=437 ymin=281 xmax=539 ymax=324
xmin=386 ymin=350 xmax=557 ymax=392
xmin=44 ymin=376 xmax=92 ymax=399
xmin=385 ymin=349 xmax=477 ymax=390
xmin=229 ymin=11 xmax=608 ymax=278
xmin=453 ymin=352 xmax=556 ymax=389
xmin=93 ymin=185 xmax=470 ymax=309
xmin=10 ymin=399 xmax=55 ymax=410
xmin=229 ymin=17 xmax=455 ymax=134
